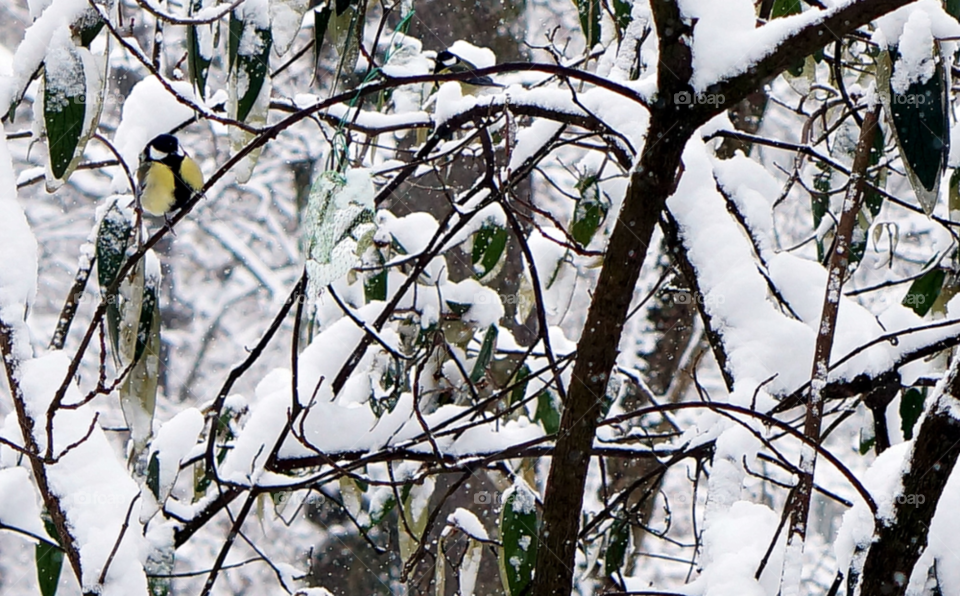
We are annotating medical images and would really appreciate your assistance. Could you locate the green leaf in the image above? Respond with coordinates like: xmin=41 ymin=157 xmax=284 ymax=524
xmin=187 ymin=0 xmax=213 ymax=99
xmin=902 ymin=268 xmax=945 ymax=317
xmin=604 ymin=518 xmax=630 ymax=577
xmin=43 ymin=40 xmax=87 ymax=180
xmin=314 ymin=5 xmax=332 ymax=62
xmin=864 ymin=124 xmax=886 ymax=217
xmin=469 ymin=325 xmax=498 ymax=384
xmin=96 ymin=203 xmax=133 ymax=358
xmin=36 ymin=517 xmax=62 ymax=596
xmin=811 ymin=163 xmax=831 ymax=262
xmin=96 ymin=203 xmax=133 ymax=290
xmin=329 ymin=4 xmax=362 ymax=88
xmin=119 ymin=258 xmax=162 ymax=456
xmin=612 ymin=0 xmax=631 ymax=37
xmin=369 ymin=492 xmax=398 ymax=527
xmin=883 ymin=47 xmax=948 ymax=215
xmin=770 ymin=0 xmax=802 ymax=18
xmin=134 ymin=282 xmax=159 ymax=364
xmin=950 ymin=168 xmax=960 ymax=218
xmin=572 ymin=177 xmax=610 ymax=247
xmin=147 ymin=451 xmax=161 ymax=500
xmin=499 ymin=482 xmax=538 ymax=596
xmin=364 ymin=269 xmax=387 ymax=302
xmin=576 ymin=0 xmax=602 ymax=47
xmin=472 ymin=223 xmax=508 ymax=280
xmin=445 ymin=301 xmax=471 ymax=317
xmin=900 ymin=387 xmax=926 ymax=440
xmin=72 ymin=8 xmax=105 ymax=48
xmin=229 ymin=16 xmax=272 ymax=122
xmin=947 ymin=0 xmax=960 ymax=21
xmin=509 ymin=364 xmax=531 ymax=407
xmin=194 ymin=462 xmax=211 ymax=496
xmin=535 ymin=391 xmax=561 ymax=434
xmin=858 ymin=432 xmax=876 ymax=455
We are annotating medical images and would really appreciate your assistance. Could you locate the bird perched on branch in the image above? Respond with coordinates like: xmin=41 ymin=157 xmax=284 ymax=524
xmin=434 ymin=49 xmax=503 ymax=94
xmin=137 ymin=134 xmax=203 ymax=217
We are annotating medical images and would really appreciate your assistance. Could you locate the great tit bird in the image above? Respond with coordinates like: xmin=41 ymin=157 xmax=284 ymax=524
xmin=433 ymin=50 xmax=502 ymax=93
xmin=137 ymin=134 xmax=204 ymax=216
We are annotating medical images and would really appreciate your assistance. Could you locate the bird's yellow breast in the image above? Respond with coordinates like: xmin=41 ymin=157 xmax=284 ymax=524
xmin=179 ymin=156 xmax=204 ymax=191
xmin=141 ymin=162 xmax=176 ymax=215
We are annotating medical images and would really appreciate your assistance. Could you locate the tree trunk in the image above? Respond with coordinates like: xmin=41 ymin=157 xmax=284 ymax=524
xmin=858 ymin=357 xmax=960 ymax=595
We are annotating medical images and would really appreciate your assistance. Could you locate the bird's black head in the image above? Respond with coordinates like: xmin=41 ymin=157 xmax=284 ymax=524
xmin=435 ymin=50 xmax=458 ymax=73
xmin=146 ymin=134 xmax=181 ymax=161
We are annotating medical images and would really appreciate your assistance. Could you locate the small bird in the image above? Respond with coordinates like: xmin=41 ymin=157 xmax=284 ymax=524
xmin=433 ymin=50 xmax=502 ymax=93
xmin=137 ymin=134 xmax=203 ymax=217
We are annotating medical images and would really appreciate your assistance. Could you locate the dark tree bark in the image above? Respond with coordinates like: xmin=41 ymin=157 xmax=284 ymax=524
xmin=858 ymin=359 xmax=960 ymax=596
xmin=530 ymin=2 xmax=919 ymax=595
xmin=532 ymin=5 xmax=696 ymax=591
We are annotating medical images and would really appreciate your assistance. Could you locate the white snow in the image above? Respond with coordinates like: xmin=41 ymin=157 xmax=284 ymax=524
xmin=0 ymin=123 xmax=38 ymax=357
xmin=0 ymin=0 xmax=89 ymax=110
xmin=446 ymin=41 xmax=496 ymax=69
xmin=0 ymin=467 xmax=47 ymax=542
xmin=447 ymin=507 xmax=489 ymax=540
xmin=690 ymin=500 xmax=782 ymax=596
xmin=873 ymin=0 xmax=960 ymax=50
xmin=677 ymin=0 xmax=919 ymax=92
xmin=890 ymin=10 xmax=935 ymax=93
xmin=270 ymin=0 xmax=310 ymax=55
xmin=142 ymin=408 xmax=204 ymax=520
xmin=19 ymin=353 xmax=146 ymax=595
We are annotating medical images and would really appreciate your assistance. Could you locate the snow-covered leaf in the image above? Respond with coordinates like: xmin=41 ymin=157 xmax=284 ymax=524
xmin=313 ymin=5 xmax=332 ymax=63
xmin=96 ymin=200 xmax=133 ymax=360
xmin=498 ymin=480 xmax=538 ymax=596
xmin=43 ymin=27 xmax=101 ymax=185
xmin=270 ymin=0 xmax=309 ymax=55
xmin=229 ymin=15 xmax=272 ymax=123
xmin=304 ymin=168 xmax=376 ymax=297
xmin=576 ymin=0 xmax=601 ymax=48
xmin=459 ymin=538 xmax=483 ymax=596
xmin=572 ymin=175 xmax=609 ymax=248
xmin=398 ymin=478 xmax=434 ymax=564
xmin=471 ymin=223 xmax=508 ymax=281
xmin=186 ymin=0 xmax=215 ymax=99
xmin=879 ymin=43 xmax=948 ymax=215
xmin=118 ymin=253 xmax=162 ymax=455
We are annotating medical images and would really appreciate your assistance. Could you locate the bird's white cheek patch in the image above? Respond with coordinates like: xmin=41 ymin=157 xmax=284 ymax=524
xmin=148 ymin=147 xmax=169 ymax=161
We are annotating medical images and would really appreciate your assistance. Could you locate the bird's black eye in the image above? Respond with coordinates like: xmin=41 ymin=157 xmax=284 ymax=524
xmin=437 ymin=51 xmax=455 ymax=64
xmin=149 ymin=134 xmax=179 ymax=154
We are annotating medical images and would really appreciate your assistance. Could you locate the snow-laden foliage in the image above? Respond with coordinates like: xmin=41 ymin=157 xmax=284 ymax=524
xmin=2 ymin=0 xmax=960 ymax=595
